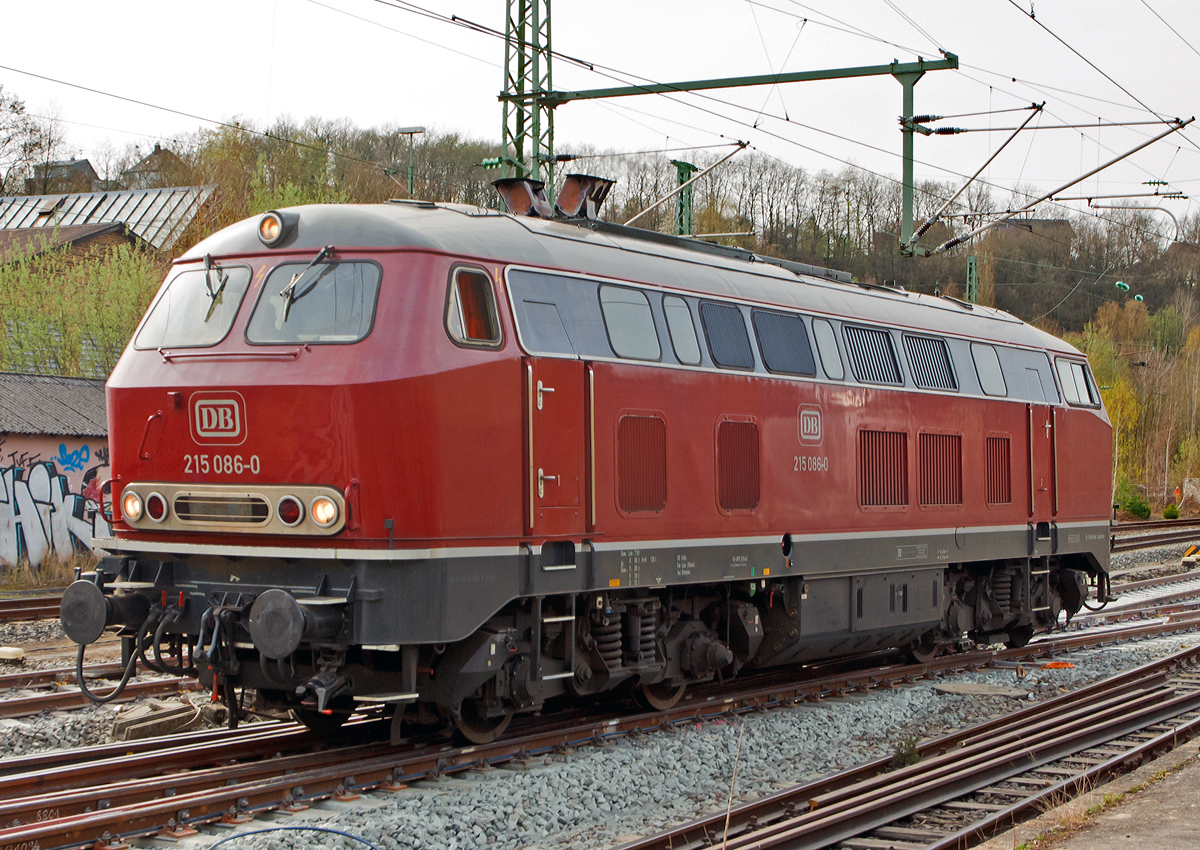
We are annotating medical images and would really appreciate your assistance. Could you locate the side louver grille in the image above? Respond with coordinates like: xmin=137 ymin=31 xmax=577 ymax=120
xmin=919 ymin=432 xmax=963 ymax=506
xmin=860 ymin=430 xmax=908 ymax=507
xmin=617 ymin=415 xmax=668 ymax=513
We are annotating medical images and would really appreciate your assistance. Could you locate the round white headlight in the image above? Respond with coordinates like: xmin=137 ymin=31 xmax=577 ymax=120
xmin=122 ymin=491 xmax=144 ymax=522
xmin=310 ymin=496 xmax=339 ymax=528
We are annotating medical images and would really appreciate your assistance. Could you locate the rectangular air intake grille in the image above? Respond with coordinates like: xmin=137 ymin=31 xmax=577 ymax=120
xmin=617 ymin=415 xmax=668 ymax=512
xmin=174 ymin=494 xmax=270 ymax=524
xmin=919 ymin=432 xmax=962 ymax=506
xmin=904 ymin=335 xmax=957 ymax=390
xmin=717 ymin=420 xmax=760 ymax=511
xmin=987 ymin=435 xmax=1012 ymax=504
xmin=844 ymin=325 xmax=903 ymax=385
xmin=860 ymin=430 xmax=908 ymax=506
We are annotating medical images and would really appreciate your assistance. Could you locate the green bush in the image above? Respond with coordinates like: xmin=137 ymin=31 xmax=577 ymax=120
xmin=1114 ymin=480 xmax=1151 ymax=519
xmin=1165 ymin=502 xmax=1180 ymax=520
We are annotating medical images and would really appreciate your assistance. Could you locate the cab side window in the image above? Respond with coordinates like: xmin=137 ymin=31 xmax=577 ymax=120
xmin=1056 ymin=358 xmax=1101 ymax=407
xmin=447 ymin=267 xmax=502 ymax=348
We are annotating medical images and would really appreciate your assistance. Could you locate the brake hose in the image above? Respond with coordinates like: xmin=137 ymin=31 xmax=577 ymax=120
xmin=151 ymin=609 xmax=189 ymax=675
xmin=76 ymin=613 xmax=157 ymax=704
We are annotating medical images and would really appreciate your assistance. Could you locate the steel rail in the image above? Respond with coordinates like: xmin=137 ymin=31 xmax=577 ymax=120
xmin=1111 ymin=528 xmax=1200 ymax=552
xmin=1111 ymin=517 xmax=1200 ymax=533
xmin=0 ymin=594 xmax=62 ymax=623
xmin=924 ymin=712 xmax=1200 ymax=849
xmin=0 ymin=677 xmax=198 ymax=719
xmin=0 ymin=721 xmax=296 ymax=781
xmin=1111 ymin=568 xmax=1200 ymax=593
xmin=0 ymin=663 xmax=126 ymax=691
xmin=613 ymin=644 xmax=1200 ymax=850
xmin=3 ymin=622 xmax=1200 ymax=850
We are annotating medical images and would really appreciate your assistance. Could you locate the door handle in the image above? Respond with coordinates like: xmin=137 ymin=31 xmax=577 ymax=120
xmin=537 ymin=380 xmax=554 ymax=410
xmin=538 ymin=468 xmax=558 ymax=498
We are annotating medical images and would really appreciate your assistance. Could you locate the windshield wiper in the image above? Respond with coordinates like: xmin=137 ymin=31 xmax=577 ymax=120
xmin=203 ymin=253 xmax=228 ymax=323
xmin=279 ymin=245 xmax=335 ymax=321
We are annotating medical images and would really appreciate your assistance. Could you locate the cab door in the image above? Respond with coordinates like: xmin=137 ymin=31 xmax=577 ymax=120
xmin=525 ymin=357 xmax=585 ymax=537
xmin=1025 ymin=367 xmax=1056 ymax=524
xmin=1028 ymin=401 xmax=1056 ymax=525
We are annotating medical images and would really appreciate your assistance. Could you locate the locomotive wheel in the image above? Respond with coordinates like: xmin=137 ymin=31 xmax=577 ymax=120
xmin=635 ymin=681 xmax=687 ymax=711
xmin=291 ymin=707 xmax=350 ymax=736
xmin=456 ymin=700 xmax=514 ymax=744
xmin=907 ymin=639 xmax=941 ymax=664
xmin=1005 ymin=625 xmax=1034 ymax=649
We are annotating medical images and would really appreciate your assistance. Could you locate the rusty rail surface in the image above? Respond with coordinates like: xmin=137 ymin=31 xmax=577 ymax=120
xmin=0 ymin=676 xmax=198 ymax=719
xmin=0 ymin=594 xmax=62 ymax=624
xmin=1111 ymin=528 xmax=1200 ymax=552
xmin=615 ymin=644 xmax=1200 ymax=850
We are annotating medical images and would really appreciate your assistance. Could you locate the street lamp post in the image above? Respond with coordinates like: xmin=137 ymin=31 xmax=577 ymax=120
xmin=395 ymin=126 xmax=426 ymax=197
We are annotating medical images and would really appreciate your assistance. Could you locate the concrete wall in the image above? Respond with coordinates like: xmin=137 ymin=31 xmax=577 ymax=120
xmin=0 ymin=433 xmax=111 ymax=568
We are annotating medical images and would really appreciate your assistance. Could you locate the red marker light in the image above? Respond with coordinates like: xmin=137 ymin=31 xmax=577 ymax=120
xmin=146 ymin=492 xmax=167 ymax=522
xmin=277 ymin=496 xmax=304 ymax=527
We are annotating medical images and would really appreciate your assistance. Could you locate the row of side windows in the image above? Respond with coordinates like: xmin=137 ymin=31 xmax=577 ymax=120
xmin=498 ymin=268 xmax=1101 ymax=408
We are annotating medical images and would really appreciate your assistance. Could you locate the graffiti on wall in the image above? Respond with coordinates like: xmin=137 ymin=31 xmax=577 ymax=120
xmin=0 ymin=434 xmax=112 ymax=568
xmin=0 ymin=461 xmax=112 ymax=568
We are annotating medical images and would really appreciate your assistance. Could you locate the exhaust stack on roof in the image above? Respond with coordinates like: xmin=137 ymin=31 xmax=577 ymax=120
xmin=491 ymin=178 xmax=554 ymax=218
xmin=492 ymin=174 xmax=616 ymax=221
xmin=554 ymin=174 xmax=615 ymax=220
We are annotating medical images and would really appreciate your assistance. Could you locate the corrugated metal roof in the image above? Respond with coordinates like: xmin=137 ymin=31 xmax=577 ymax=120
xmin=0 ymin=372 xmax=107 ymax=437
xmin=0 ymin=223 xmax=136 ymax=258
xmin=0 ymin=186 xmax=214 ymax=250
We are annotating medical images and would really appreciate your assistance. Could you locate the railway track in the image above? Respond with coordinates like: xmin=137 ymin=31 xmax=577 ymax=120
xmin=1 ymin=617 xmax=1198 ymax=850
xmin=617 ymin=643 xmax=1200 ymax=850
xmin=0 ymin=593 xmax=62 ymax=624
xmin=0 ymin=668 xmax=199 ymax=719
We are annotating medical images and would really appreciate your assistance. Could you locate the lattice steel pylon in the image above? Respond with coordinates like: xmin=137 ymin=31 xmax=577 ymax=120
xmin=500 ymin=0 xmax=554 ymax=190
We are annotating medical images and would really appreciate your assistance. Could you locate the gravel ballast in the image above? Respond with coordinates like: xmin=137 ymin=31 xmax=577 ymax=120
xmin=196 ymin=630 xmax=1200 ymax=850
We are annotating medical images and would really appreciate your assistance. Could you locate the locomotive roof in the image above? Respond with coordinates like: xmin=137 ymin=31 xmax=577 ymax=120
xmin=182 ymin=202 xmax=1078 ymax=356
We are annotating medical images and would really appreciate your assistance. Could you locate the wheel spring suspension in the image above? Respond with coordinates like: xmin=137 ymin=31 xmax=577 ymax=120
xmin=638 ymin=616 xmax=656 ymax=665
xmin=593 ymin=618 xmax=622 ymax=669
xmin=993 ymin=572 xmax=1013 ymax=614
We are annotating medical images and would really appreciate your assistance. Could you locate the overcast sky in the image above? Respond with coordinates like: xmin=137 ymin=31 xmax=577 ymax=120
xmin=3 ymin=0 xmax=1199 ymax=228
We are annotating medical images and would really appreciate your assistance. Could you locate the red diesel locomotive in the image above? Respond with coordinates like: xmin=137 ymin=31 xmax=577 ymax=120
xmin=61 ymin=176 xmax=1112 ymax=742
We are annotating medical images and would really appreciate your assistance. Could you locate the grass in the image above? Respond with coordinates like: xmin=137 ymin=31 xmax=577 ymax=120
xmin=1012 ymin=754 xmax=1196 ymax=849
xmin=889 ymin=736 xmax=921 ymax=769
xmin=0 ymin=552 xmax=96 ymax=592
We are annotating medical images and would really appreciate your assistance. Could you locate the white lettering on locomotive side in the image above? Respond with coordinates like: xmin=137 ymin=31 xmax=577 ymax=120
xmin=184 ymin=454 xmax=260 ymax=475
xmin=798 ymin=404 xmax=823 ymax=446
xmin=793 ymin=455 xmax=830 ymax=472
xmin=190 ymin=391 xmax=247 ymax=446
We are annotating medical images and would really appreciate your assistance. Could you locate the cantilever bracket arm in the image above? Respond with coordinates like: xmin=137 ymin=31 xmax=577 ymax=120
xmin=517 ymin=54 xmax=959 ymax=107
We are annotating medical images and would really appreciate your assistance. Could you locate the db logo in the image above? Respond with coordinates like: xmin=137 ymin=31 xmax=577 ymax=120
xmin=190 ymin=391 xmax=246 ymax=446
xmin=798 ymin=405 xmax=823 ymax=446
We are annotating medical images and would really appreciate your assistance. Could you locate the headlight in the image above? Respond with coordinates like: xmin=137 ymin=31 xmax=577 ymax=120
xmin=258 ymin=210 xmax=297 ymax=247
xmin=122 ymin=491 xmax=144 ymax=522
xmin=310 ymin=496 xmax=339 ymax=528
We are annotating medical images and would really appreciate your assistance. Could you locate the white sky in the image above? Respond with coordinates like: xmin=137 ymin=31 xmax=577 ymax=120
xmin=3 ymin=0 xmax=1199 ymax=227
